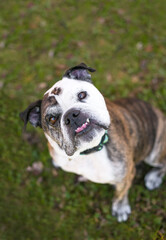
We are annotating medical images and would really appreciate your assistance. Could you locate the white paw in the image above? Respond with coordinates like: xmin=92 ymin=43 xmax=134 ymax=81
xmin=145 ymin=170 xmax=163 ymax=190
xmin=112 ymin=202 xmax=131 ymax=222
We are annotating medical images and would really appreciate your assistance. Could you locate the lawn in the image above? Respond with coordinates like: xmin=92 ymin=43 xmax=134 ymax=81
xmin=0 ymin=0 xmax=166 ymax=239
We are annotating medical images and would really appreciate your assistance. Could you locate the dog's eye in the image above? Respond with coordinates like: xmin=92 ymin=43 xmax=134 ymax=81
xmin=49 ymin=116 xmax=57 ymax=125
xmin=78 ymin=91 xmax=87 ymax=100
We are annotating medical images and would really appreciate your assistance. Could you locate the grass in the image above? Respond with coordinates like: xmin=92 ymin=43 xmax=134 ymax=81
xmin=0 ymin=0 xmax=166 ymax=239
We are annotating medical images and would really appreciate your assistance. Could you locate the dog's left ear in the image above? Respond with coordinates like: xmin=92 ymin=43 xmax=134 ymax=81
xmin=63 ymin=63 xmax=96 ymax=83
xmin=19 ymin=100 xmax=42 ymax=129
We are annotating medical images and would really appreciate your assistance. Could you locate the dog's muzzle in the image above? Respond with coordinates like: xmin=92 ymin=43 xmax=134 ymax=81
xmin=64 ymin=108 xmax=91 ymax=135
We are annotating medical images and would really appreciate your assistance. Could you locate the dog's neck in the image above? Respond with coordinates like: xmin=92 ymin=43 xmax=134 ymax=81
xmin=45 ymin=130 xmax=108 ymax=159
xmin=80 ymin=131 xmax=109 ymax=155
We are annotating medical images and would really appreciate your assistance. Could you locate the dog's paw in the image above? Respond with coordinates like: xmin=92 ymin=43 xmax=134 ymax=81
xmin=112 ymin=201 xmax=131 ymax=222
xmin=145 ymin=169 xmax=163 ymax=190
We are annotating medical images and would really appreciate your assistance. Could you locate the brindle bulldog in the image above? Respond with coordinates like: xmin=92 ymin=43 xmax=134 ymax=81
xmin=20 ymin=63 xmax=166 ymax=222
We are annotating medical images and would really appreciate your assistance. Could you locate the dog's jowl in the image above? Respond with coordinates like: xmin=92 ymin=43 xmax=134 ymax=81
xmin=20 ymin=63 xmax=166 ymax=222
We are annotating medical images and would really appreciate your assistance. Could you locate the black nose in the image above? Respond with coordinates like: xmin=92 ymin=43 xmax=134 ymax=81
xmin=65 ymin=110 xmax=80 ymax=125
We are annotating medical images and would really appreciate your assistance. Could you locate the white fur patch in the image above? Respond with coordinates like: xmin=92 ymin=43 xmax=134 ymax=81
xmin=46 ymin=132 xmax=125 ymax=184
xmin=144 ymin=169 xmax=163 ymax=190
xmin=112 ymin=200 xmax=131 ymax=222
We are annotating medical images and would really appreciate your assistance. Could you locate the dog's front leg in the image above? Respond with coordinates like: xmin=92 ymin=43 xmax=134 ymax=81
xmin=112 ymin=162 xmax=135 ymax=222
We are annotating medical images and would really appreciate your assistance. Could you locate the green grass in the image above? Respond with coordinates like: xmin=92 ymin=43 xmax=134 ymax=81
xmin=0 ymin=0 xmax=166 ymax=239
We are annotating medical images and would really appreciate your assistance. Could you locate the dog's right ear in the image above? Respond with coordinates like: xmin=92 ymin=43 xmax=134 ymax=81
xmin=19 ymin=100 xmax=42 ymax=130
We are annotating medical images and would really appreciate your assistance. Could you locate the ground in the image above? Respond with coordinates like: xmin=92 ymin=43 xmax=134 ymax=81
xmin=0 ymin=0 xmax=166 ymax=239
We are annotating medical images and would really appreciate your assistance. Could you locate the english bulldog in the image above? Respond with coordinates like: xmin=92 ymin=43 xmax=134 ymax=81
xmin=20 ymin=63 xmax=166 ymax=222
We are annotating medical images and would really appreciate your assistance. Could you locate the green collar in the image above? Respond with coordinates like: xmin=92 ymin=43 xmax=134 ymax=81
xmin=80 ymin=131 xmax=109 ymax=155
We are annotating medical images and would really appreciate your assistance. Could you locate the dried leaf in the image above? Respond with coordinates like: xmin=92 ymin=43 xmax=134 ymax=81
xmin=136 ymin=42 xmax=143 ymax=50
xmin=106 ymin=73 xmax=112 ymax=83
xmin=52 ymin=168 xmax=58 ymax=177
xmin=38 ymin=82 xmax=47 ymax=90
xmin=0 ymin=81 xmax=4 ymax=89
xmin=117 ymin=9 xmax=125 ymax=15
xmin=55 ymin=64 xmax=67 ymax=70
xmin=48 ymin=49 xmax=54 ymax=58
xmin=37 ymin=176 xmax=43 ymax=185
xmin=46 ymin=75 xmax=53 ymax=81
xmin=77 ymin=41 xmax=85 ymax=47
xmin=98 ymin=17 xmax=105 ymax=24
xmin=26 ymin=161 xmax=44 ymax=175
xmin=145 ymin=44 xmax=153 ymax=52
xmin=131 ymin=75 xmax=139 ymax=83
xmin=0 ymin=41 xmax=5 ymax=48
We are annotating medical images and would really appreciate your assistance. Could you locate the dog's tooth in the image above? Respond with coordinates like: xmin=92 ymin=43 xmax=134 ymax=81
xmin=87 ymin=118 xmax=90 ymax=123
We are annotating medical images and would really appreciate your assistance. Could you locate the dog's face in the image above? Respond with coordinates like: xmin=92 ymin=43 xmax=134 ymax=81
xmin=42 ymin=78 xmax=110 ymax=156
xmin=20 ymin=63 xmax=110 ymax=156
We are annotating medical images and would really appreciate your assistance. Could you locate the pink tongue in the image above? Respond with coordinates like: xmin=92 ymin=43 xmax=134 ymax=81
xmin=75 ymin=123 xmax=87 ymax=133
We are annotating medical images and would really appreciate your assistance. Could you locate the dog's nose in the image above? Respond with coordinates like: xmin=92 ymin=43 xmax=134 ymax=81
xmin=65 ymin=110 xmax=80 ymax=125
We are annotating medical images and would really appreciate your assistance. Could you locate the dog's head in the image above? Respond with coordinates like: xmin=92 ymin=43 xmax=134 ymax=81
xmin=20 ymin=63 xmax=110 ymax=156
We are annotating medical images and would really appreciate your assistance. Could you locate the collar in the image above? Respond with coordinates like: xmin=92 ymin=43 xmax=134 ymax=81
xmin=80 ymin=131 xmax=109 ymax=155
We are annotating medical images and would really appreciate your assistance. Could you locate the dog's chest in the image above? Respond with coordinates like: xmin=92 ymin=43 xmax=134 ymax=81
xmin=52 ymin=147 xmax=123 ymax=184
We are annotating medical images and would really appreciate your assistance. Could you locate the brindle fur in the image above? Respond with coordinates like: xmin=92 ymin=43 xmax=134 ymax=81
xmin=51 ymin=87 xmax=61 ymax=95
xmin=20 ymin=70 xmax=166 ymax=221
xmin=105 ymin=98 xmax=166 ymax=207
xmin=46 ymin=97 xmax=166 ymax=219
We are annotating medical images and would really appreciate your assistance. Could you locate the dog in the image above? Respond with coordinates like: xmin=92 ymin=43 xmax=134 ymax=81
xmin=20 ymin=63 xmax=166 ymax=222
